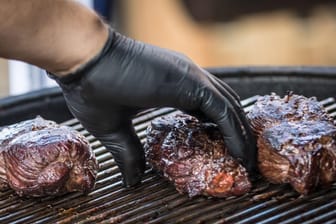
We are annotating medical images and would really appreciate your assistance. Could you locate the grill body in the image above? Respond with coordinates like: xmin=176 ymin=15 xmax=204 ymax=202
xmin=0 ymin=66 xmax=336 ymax=223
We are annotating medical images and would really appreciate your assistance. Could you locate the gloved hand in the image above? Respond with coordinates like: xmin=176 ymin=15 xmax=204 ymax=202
xmin=49 ymin=28 xmax=257 ymax=187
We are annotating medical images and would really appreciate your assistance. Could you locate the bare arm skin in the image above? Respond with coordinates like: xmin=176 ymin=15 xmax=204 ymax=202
xmin=0 ymin=0 xmax=108 ymax=76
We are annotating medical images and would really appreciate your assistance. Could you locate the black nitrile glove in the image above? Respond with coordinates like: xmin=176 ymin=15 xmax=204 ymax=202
xmin=49 ymin=28 xmax=257 ymax=187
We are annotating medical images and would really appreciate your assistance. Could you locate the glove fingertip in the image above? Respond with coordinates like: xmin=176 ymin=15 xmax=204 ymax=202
xmin=122 ymin=174 xmax=143 ymax=188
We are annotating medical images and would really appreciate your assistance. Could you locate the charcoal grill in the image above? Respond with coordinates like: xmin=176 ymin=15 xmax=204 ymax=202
xmin=0 ymin=67 xmax=336 ymax=224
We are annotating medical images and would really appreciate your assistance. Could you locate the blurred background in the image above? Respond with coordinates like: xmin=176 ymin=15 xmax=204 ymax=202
xmin=0 ymin=0 xmax=336 ymax=98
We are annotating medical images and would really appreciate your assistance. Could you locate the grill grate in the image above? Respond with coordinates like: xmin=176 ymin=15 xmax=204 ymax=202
xmin=1 ymin=96 xmax=336 ymax=224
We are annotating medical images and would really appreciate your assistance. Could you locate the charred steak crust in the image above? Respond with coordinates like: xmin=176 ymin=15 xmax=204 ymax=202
xmin=247 ymin=93 xmax=336 ymax=194
xmin=0 ymin=116 xmax=98 ymax=197
xmin=145 ymin=114 xmax=251 ymax=198
xmin=247 ymin=93 xmax=332 ymax=135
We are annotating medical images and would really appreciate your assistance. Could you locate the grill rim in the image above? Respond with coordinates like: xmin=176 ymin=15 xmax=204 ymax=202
xmin=207 ymin=66 xmax=336 ymax=77
xmin=1 ymin=66 xmax=336 ymax=127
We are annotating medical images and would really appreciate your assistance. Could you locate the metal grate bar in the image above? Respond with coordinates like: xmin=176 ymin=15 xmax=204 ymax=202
xmin=253 ymin=190 xmax=336 ymax=224
xmin=0 ymin=95 xmax=335 ymax=224
xmin=303 ymin=210 xmax=336 ymax=224
xmin=279 ymin=200 xmax=336 ymax=224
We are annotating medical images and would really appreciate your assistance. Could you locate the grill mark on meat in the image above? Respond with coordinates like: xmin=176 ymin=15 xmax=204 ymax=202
xmin=0 ymin=116 xmax=98 ymax=197
xmin=247 ymin=93 xmax=336 ymax=194
xmin=145 ymin=113 xmax=251 ymax=198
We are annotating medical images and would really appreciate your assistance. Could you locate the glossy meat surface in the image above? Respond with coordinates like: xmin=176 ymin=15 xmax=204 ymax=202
xmin=0 ymin=116 xmax=98 ymax=197
xmin=248 ymin=93 xmax=336 ymax=194
xmin=247 ymin=93 xmax=332 ymax=135
xmin=145 ymin=114 xmax=251 ymax=198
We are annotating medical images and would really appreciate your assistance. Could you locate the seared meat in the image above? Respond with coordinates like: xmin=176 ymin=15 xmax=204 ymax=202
xmin=247 ymin=93 xmax=332 ymax=135
xmin=145 ymin=114 xmax=251 ymax=198
xmin=0 ymin=116 xmax=98 ymax=197
xmin=247 ymin=93 xmax=336 ymax=194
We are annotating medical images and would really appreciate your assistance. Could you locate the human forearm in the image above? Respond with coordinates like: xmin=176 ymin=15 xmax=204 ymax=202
xmin=0 ymin=0 xmax=108 ymax=76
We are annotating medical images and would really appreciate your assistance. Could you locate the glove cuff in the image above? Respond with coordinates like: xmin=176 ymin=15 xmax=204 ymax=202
xmin=47 ymin=28 xmax=115 ymax=85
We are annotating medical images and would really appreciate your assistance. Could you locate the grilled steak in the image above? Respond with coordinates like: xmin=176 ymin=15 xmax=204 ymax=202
xmin=145 ymin=113 xmax=251 ymax=198
xmin=0 ymin=116 xmax=98 ymax=197
xmin=247 ymin=93 xmax=336 ymax=194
